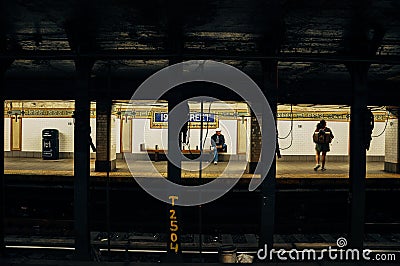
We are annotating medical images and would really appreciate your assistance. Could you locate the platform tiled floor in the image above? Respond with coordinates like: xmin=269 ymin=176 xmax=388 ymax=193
xmin=4 ymin=157 xmax=400 ymax=178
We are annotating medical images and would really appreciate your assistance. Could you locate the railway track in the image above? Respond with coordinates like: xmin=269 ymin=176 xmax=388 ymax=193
xmin=3 ymin=232 xmax=400 ymax=264
xmin=3 ymin=177 xmax=400 ymax=250
xmin=3 ymin=192 xmax=400 ymax=234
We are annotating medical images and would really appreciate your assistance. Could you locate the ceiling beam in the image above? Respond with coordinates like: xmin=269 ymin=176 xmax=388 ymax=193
xmin=2 ymin=77 xmax=398 ymax=105
xmin=1 ymin=51 xmax=400 ymax=64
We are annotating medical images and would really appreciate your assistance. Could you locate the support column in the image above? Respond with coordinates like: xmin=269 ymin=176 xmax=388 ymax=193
xmin=248 ymin=0 xmax=283 ymax=250
xmin=0 ymin=75 xmax=5 ymax=257
xmin=0 ymin=2 xmax=4 ymax=253
xmin=65 ymin=1 xmax=97 ymax=258
xmin=343 ymin=0 xmax=384 ymax=250
xmin=165 ymin=98 xmax=183 ymax=261
xmin=95 ymin=98 xmax=116 ymax=172
xmin=73 ymin=64 xmax=92 ymax=260
xmin=384 ymin=107 xmax=400 ymax=173
xmin=348 ymin=64 xmax=368 ymax=249
xmin=259 ymin=62 xmax=278 ymax=249
xmin=246 ymin=114 xmax=262 ymax=174
xmin=163 ymin=0 xmax=183 ymax=261
xmin=0 ymin=34 xmax=15 ymax=256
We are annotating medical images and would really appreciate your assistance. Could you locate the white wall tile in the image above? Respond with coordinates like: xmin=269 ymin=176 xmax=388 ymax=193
xmin=385 ymin=119 xmax=398 ymax=163
xmin=6 ymin=116 xmax=389 ymax=158
xmin=4 ymin=118 xmax=10 ymax=151
xmin=131 ymin=119 xmax=237 ymax=154
xmin=22 ymin=118 xmax=74 ymax=152
xmin=278 ymin=120 xmax=386 ymax=156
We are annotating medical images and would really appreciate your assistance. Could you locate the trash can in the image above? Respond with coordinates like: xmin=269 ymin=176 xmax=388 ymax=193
xmin=218 ymin=244 xmax=237 ymax=263
xmin=42 ymin=129 xmax=59 ymax=160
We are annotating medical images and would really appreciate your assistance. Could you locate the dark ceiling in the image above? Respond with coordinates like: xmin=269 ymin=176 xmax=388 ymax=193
xmin=1 ymin=0 xmax=400 ymax=104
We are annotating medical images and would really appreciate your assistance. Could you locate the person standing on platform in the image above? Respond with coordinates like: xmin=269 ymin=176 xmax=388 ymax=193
xmin=313 ymin=119 xmax=334 ymax=171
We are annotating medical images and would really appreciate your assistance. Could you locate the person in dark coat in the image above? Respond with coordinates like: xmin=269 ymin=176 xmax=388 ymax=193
xmin=211 ymin=128 xmax=227 ymax=165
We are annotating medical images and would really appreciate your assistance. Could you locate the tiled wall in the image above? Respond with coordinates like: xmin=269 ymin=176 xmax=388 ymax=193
xmin=3 ymin=117 xmax=388 ymax=158
xmin=4 ymin=117 xmax=96 ymax=153
xmin=131 ymin=119 xmax=168 ymax=153
xmin=277 ymin=120 xmax=386 ymax=156
xmin=385 ymin=118 xmax=399 ymax=164
xmin=21 ymin=118 xmax=74 ymax=152
xmin=367 ymin=122 xmax=387 ymax=156
xmin=4 ymin=118 xmax=10 ymax=151
xmin=131 ymin=119 xmax=237 ymax=154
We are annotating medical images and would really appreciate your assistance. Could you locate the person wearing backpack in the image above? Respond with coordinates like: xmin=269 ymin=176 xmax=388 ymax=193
xmin=312 ymin=119 xmax=334 ymax=171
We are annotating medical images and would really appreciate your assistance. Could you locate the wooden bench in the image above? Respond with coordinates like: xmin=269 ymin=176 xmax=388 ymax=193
xmin=140 ymin=144 xmax=227 ymax=162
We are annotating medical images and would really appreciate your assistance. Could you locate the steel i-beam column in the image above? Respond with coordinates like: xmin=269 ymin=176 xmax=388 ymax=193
xmin=74 ymin=65 xmax=92 ymax=260
xmin=0 ymin=75 xmax=5 ymax=256
xmin=166 ymin=97 xmax=183 ymax=261
xmin=165 ymin=0 xmax=184 ymax=260
xmin=348 ymin=64 xmax=368 ymax=249
xmin=1 ymin=2 xmax=15 ymax=251
xmin=259 ymin=62 xmax=278 ymax=249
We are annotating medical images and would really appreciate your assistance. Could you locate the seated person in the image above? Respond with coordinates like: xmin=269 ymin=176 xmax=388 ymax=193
xmin=211 ymin=128 xmax=227 ymax=165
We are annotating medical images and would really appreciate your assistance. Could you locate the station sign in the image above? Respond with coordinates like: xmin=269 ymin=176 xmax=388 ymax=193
xmin=151 ymin=112 xmax=218 ymax=129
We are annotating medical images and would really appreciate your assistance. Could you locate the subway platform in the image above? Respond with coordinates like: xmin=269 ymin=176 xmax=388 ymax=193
xmin=5 ymin=157 xmax=400 ymax=192
xmin=4 ymin=157 xmax=400 ymax=179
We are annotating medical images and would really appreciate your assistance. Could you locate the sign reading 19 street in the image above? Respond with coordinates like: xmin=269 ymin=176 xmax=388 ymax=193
xmin=154 ymin=112 xmax=215 ymax=123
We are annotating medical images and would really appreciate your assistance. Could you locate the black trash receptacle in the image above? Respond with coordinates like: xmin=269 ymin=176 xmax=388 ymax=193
xmin=42 ymin=129 xmax=59 ymax=160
